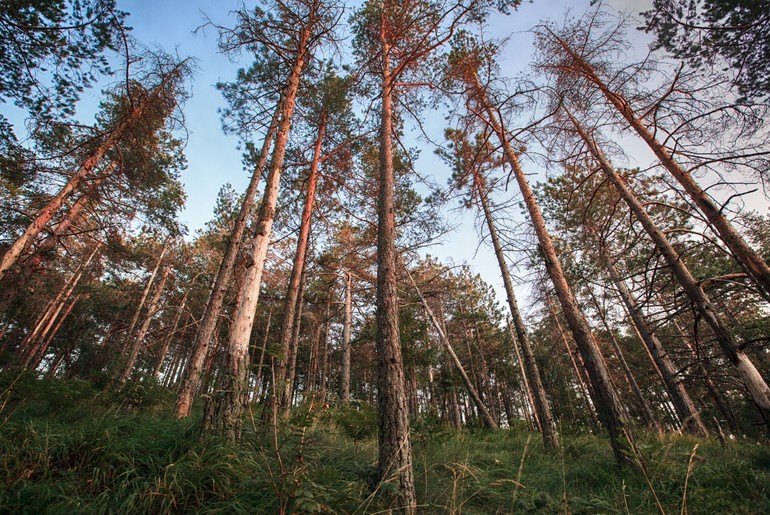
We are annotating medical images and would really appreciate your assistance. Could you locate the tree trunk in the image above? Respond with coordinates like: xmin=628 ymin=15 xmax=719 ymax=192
xmin=476 ymin=174 xmax=558 ymax=447
xmin=470 ymin=77 xmax=630 ymax=465
xmin=597 ymin=242 xmax=708 ymax=436
xmin=32 ymin=293 xmax=83 ymax=371
xmin=375 ymin=19 xmax=416 ymax=510
xmin=175 ymin=103 xmax=281 ymax=419
xmin=587 ymin=286 xmax=660 ymax=431
xmin=203 ymin=27 xmax=311 ymax=441
xmin=0 ymin=95 xmax=154 ymax=281
xmin=277 ymin=110 xmax=326 ymax=412
xmin=339 ymin=270 xmax=352 ymax=403
xmin=282 ymin=261 xmax=307 ymax=414
xmin=153 ymin=292 xmax=188 ymax=379
xmin=570 ymin=111 xmax=770 ymax=426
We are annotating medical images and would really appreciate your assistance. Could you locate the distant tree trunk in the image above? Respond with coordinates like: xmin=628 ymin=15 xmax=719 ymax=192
xmin=339 ymin=270 xmax=352 ymax=403
xmin=175 ymin=102 xmax=280 ymax=419
xmin=283 ymin=262 xmax=307 ymax=414
xmin=119 ymin=264 xmax=171 ymax=383
xmin=470 ymin=76 xmax=630 ymax=465
xmin=318 ymin=300 xmax=332 ymax=406
xmin=570 ymin=111 xmax=770 ymax=426
xmin=671 ymin=317 xmax=739 ymax=433
xmin=407 ymin=270 xmax=498 ymax=429
xmin=253 ymin=304 xmax=273 ymax=400
xmin=203 ymin=26 xmax=311 ymax=441
xmin=20 ymin=242 xmax=101 ymax=369
xmin=375 ymin=20 xmax=416 ymax=507
xmin=508 ymin=322 xmax=540 ymax=431
xmin=476 ymin=174 xmax=558 ymax=447
xmin=555 ymin=39 xmax=770 ymax=302
xmin=32 ymin=293 xmax=83 ymax=371
xmin=153 ymin=292 xmax=188 ymax=379
xmin=545 ymin=294 xmax=601 ymax=432
xmin=277 ymin=109 xmax=326 ymax=413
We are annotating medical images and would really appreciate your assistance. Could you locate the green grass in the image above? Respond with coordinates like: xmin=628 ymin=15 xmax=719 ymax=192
xmin=1 ymin=376 xmax=768 ymax=513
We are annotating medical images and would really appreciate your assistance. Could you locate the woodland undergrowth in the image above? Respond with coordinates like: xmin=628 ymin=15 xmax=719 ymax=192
xmin=1 ymin=375 xmax=768 ymax=514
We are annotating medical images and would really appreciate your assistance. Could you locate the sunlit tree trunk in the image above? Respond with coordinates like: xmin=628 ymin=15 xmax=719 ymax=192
xmin=175 ymin=103 xmax=280 ymax=419
xmin=375 ymin=13 xmax=416 ymax=506
xmin=203 ymin=26 xmax=311 ymax=440
xmin=277 ymin=109 xmax=327 ymax=413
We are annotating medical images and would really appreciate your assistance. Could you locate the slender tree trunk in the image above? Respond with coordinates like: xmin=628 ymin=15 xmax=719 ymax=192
xmin=253 ymin=304 xmax=273 ymax=400
xmin=545 ymin=295 xmax=601 ymax=431
xmin=153 ymin=292 xmax=188 ymax=379
xmin=476 ymin=175 xmax=558 ymax=446
xmin=277 ymin=111 xmax=326 ymax=412
xmin=175 ymin=103 xmax=281 ymax=419
xmin=375 ymin=18 xmax=416 ymax=509
xmin=556 ymin=40 xmax=770 ymax=302
xmin=20 ymin=243 xmax=101 ymax=369
xmin=283 ymin=262 xmax=307 ymax=413
xmin=340 ymin=270 xmax=352 ymax=403
xmin=672 ymin=317 xmax=740 ymax=433
xmin=32 ymin=293 xmax=82 ymax=371
xmin=570 ymin=111 xmax=770 ymax=426
xmin=118 ymin=241 xmax=169 ymax=360
xmin=318 ymin=301 xmax=331 ymax=406
xmin=119 ymin=264 xmax=171 ymax=383
xmin=203 ymin=27 xmax=311 ymax=441
xmin=406 ymin=270 xmax=498 ymax=428
xmin=470 ymin=78 xmax=630 ymax=465
xmin=508 ymin=322 xmax=541 ymax=431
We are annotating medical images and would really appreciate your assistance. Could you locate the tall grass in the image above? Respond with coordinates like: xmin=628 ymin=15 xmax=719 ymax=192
xmin=1 ymin=376 xmax=768 ymax=513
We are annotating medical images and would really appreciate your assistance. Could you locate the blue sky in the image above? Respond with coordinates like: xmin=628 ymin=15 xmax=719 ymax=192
xmin=107 ymin=0 xmax=659 ymax=310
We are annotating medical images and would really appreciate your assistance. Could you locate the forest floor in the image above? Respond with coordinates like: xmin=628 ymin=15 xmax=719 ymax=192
xmin=1 ymin=375 xmax=769 ymax=514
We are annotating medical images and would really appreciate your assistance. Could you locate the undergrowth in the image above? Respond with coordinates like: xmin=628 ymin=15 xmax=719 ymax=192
xmin=1 ymin=375 xmax=768 ymax=513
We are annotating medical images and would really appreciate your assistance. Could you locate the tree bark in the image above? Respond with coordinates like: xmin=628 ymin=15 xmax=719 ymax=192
xmin=375 ymin=14 xmax=416 ymax=509
xmin=175 ymin=102 xmax=280 ymax=419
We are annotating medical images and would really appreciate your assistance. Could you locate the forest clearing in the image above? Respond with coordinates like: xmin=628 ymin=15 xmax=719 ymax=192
xmin=1 ymin=0 xmax=769 ymax=513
